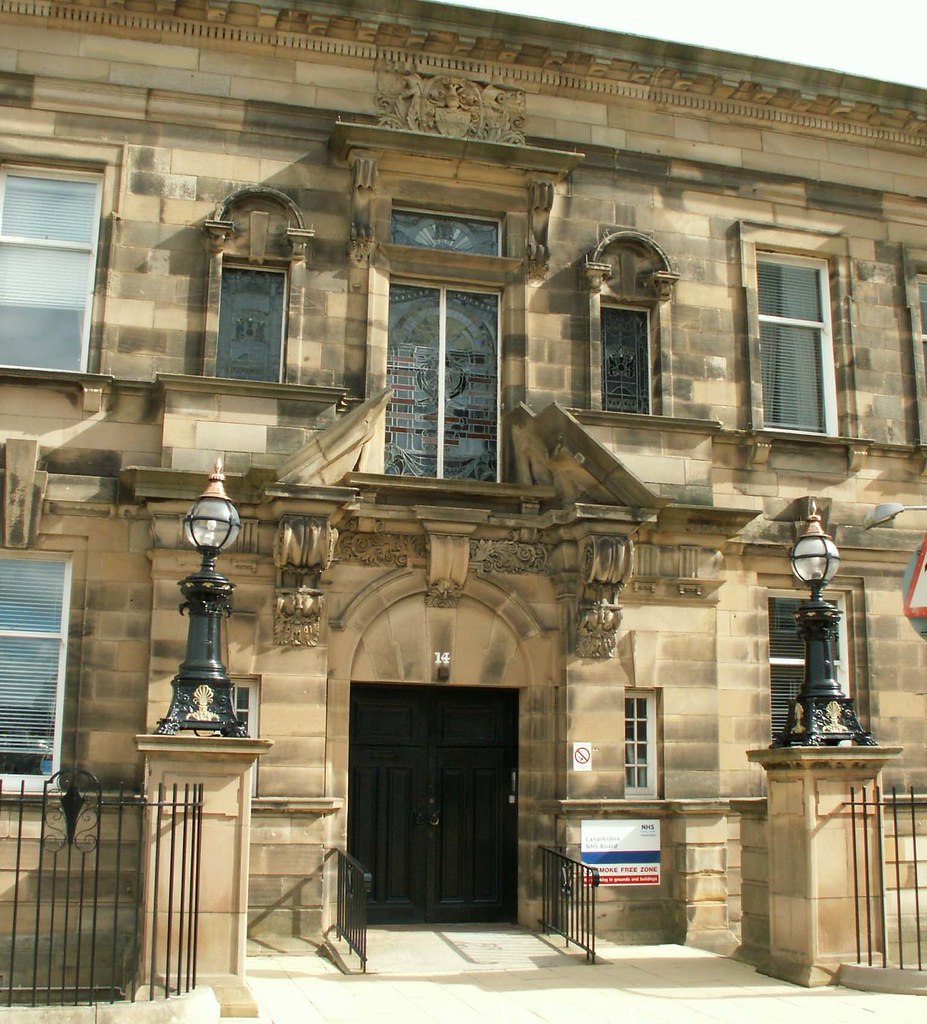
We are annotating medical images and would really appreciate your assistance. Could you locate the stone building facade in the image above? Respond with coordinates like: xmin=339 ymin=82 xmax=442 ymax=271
xmin=1 ymin=0 xmax=927 ymax=953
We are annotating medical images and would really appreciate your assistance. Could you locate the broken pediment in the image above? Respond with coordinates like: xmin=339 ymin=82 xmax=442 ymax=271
xmin=507 ymin=402 xmax=669 ymax=514
xmin=275 ymin=389 xmax=391 ymax=488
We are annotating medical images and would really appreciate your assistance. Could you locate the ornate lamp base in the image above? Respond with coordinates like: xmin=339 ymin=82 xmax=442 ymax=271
xmin=155 ymin=679 xmax=248 ymax=737
xmin=773 ymin=695 xmax=876 ymax=748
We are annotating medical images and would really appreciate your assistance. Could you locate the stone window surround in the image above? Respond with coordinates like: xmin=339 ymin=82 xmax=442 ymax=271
xmin=329 ymin=123 xmax=581 ymax=478
xmin=584 ymin=229 xmax=679 ymax=418
xmin=737 ymin=221 xmax=853 ymax=440
xmin=203 ymin=186 xmax=315 ymax=385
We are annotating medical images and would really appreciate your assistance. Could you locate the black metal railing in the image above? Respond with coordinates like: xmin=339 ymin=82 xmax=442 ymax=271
xmin=539 ymin=845 xmax=600 ymax=963
xmin=335 ymin=848 xmax=372 ymax=972
xmin=0 ymin=768 xmax=203 ymax=1006
xmin=850 ymin=785 xmax=925 ymax=971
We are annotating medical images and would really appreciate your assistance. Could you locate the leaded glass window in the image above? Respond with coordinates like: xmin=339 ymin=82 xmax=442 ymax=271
xmin=386 ymin=284 xmax=498 ymax=480
xmin=391 ymin=211 xmax=499 ymax=256
xmin=216 ymin=268 xmax=285 ymax=382
xmin=758 ymin=257 xmax=832 ymax=433
xmin=602 ymin=307 xmax=650 ymax=413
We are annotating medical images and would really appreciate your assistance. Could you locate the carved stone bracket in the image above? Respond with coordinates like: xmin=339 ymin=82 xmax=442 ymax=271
xmin=203 ymin=219 xmax=235 ymax=254
xmin=426 ymin=533 xmax=470 ymax=608
xmin=2 ymin=437 xmax=46 ymax=549
xmin=640 ymin=268 xmax=680 ymax=301
xmin=348 ymin=154 xmax=378 ymax=262
xmin=286 ymin=227 xmax=316 ymax=264
xmin=576 ymin=535 xmax=633 ymax=659
xmin=375 ymin=63 xmax=526 ymax=144
xmin=583 ymin=259 xmax=611 ymax=293
xmin=527 ymin=180 xmax=554 ymax=283
xmin=272 ymin=516 xmax=337 ymax=647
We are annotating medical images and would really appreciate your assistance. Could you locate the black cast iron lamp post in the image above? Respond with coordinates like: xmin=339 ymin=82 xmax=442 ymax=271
xmin=772 ymin=502 xmax=875 ymax=747
xmin=155 ymin=460 xmax=248 ymax=737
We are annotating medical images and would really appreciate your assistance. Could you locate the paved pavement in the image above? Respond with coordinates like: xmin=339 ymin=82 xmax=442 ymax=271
xmin=235 ymin=925 xmax=926 ymax=1023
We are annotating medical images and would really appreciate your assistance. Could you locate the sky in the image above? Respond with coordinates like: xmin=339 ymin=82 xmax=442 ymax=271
xmin=435 ymin=0 xmax=927 ymax=91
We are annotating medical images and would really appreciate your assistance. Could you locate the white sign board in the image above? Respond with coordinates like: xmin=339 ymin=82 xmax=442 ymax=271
xmin=572 ymin=742 xmax=592 ymax=772
xmin=581 ymin=819 xmax=660 ymax=886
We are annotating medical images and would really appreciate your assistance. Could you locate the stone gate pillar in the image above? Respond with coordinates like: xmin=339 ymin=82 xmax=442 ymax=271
xmin=747 ymin=746 xmax=901 ymax=986
xmin=137 ymin=735 xmax=273 ymax=1016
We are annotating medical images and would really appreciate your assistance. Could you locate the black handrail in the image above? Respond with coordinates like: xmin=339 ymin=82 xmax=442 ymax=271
xmin=335 ymin=849 xmax=372 ymax=972
xmin=539 ymin=845 xmax=600 ymax=963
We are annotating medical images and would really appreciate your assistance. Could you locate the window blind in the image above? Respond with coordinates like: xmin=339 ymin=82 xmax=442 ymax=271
xmin=0 ymin=559 xmax=67 ymax=774
xmin=758 ymin=260 xmax=822 ymax=321
xmin=1 ymin=175 xmax=98 ymax=245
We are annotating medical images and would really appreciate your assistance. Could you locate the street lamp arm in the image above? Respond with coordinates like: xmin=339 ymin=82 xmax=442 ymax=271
xmin=864 ymin=503 xmax=927 ymax=529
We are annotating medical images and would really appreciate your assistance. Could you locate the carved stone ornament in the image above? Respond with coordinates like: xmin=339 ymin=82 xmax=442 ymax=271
xmin=527 ymin=180 xmax=554 ymax=283
xmin=425 ymin=579 xmax=463 ymax=608
xmin=426 ymin=534 xmax=470 ymax=609
xmin=376 ymin=63 xmax=526 ymax=144
xmin=274 ymin=586 xmax=323 ymax=647
xmin=335 ymin=530 xmax=428 ymax=567
xmin=576 ymin=600 xmax=623 ymax=660
xmin=576 ymin=536 xmax=633 ymax=660
xmin=470 ymin=538 xmax=548 ymax=574
xmin=273 ymin=516 xmax=337 ymax=574
xmin=347 ymin=155 xmax=378 ymax=262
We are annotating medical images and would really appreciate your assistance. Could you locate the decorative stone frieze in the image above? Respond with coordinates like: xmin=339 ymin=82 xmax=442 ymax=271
xmin=334 ymin=530 xmax=427 ymax=567
xmin=630 ymin=543 xmax=723 ymax=602
xmin=375 ymin=63 xmax=526 ymax=144
xmin=470 ymin=538 xmax=549 ymax=574
xmin=576 ymin=535 xmax=633 ymax=659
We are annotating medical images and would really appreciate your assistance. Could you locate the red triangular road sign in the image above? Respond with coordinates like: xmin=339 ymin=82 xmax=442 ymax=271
xmin=903 ymin=532 xmax=927 ymax=617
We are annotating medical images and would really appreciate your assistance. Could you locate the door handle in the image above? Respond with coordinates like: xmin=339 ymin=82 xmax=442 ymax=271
xmin=429 ymin=812 xmax=441 ymax=827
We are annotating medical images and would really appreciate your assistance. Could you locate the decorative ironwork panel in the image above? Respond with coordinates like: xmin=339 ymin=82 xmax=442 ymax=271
xmin=601 ymin=307 xmax=650 ymax=414
xmin=216 ymin=268 xmax=285 ymax=382
xmin=391 ymin=211 xmax=498 ymax=255
xmin=385 ymin=285 xmax=498 ymax=481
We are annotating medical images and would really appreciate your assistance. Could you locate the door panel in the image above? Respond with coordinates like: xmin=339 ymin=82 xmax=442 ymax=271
xmin=348 ymin=684 xmax=517 ymax=924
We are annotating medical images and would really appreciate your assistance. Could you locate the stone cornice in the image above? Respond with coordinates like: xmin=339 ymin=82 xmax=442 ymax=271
xmin=5 ymin=0 xmax=925 ymax=148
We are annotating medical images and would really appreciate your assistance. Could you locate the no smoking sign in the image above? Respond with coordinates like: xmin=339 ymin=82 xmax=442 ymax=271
xmin=572 ymin=742 xmax=593 ymax=772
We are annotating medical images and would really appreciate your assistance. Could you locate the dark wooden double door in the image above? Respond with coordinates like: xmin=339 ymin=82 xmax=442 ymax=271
xmin=348 ymin=684 xmax=518 ymax=924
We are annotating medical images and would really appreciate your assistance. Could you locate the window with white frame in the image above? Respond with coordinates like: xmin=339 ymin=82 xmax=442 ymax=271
xmin=601 ymin=307 xmax=650 ymax=414
xmin=757 ymin=255 xmax=836 ymax=434
xmin=0 ymin=170 xmax=101 ymax=372
xmin=624 ymin=692 xmax=657 ymax=797
xmin=233 ymin=679 xmax=259 ymax=794
xmin=216 ymin=267 xmax=286 ymax=382
xmin=0 ymin=556 xmax=70 ymax=784
xmin=767 ymin=594 xmax=848 ymax=742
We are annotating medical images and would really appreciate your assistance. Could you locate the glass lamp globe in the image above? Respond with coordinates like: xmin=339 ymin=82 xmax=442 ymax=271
xmin=183 ymin=460 xmax=240 ymax=556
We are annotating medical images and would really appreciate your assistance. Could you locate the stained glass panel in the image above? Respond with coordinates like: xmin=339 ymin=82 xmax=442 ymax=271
xmin=602 ymin=307 xmax=650 ymax=413
xmin=444 ymin=291 xmax=498 ymax=480
xmin=386 ymin=284 xmax=498 ymax=480
xmin=216 ymin=268 xmax=285 ymax=382
xmin=391 ymin=211 xmax=499 ymax=255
